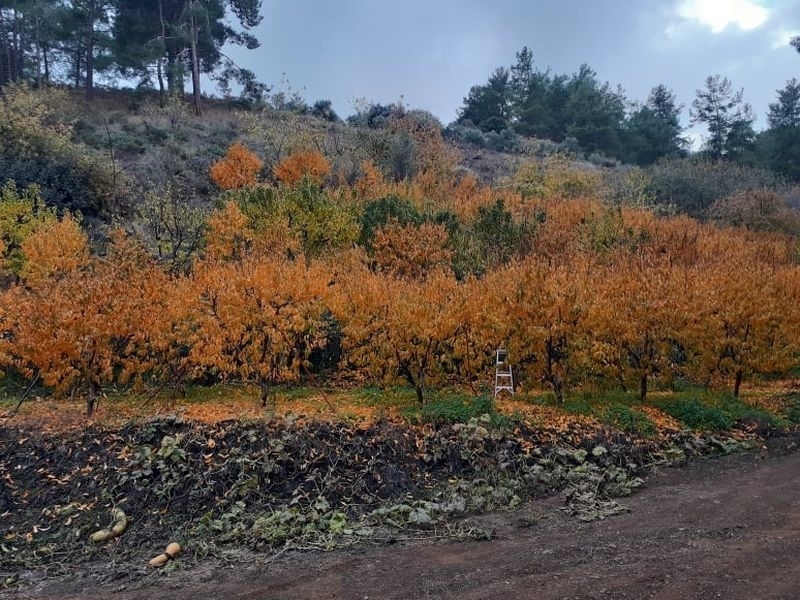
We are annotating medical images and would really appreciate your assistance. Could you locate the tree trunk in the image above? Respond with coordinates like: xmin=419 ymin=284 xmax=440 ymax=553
xmin=157 ymin=0 xmax=167 ymax=104
xmin=85 ymin=1 xmax=95 ymax=100
xmin=12 ymin=7 xmax=21 ymax=81
xmin=259 ymin=379 xmax=275 ymax=410
xmin=188 ymin=0 xmax=201 ymax=115
xmin=414 ymin=383 xmax=424 ymax=405
xmin=86 ymin=385 xmax=97 ymax=416
xmin=166 ymin=48 xmax=183 ymax=94
xmin=733 ymin=368 xmax=743 ymax=398
xmin=42 ymin=43 xmax=50 ymax=84
xmin=157 ymin=58 xmax=165 ymax=105
xmin=639 ymin=373 xmax=648 ymax=402
xmin=34 ymin=15 xmax=41 ymax=86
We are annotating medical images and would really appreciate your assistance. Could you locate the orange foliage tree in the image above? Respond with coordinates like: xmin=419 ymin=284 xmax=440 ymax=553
xmin=210 ymin=142 xmax=263 ymax=190
xmin=371 ymin=220 xmax=453 ymax=280
xmin=5 ymin=228 xmax=171 ymax=414
xmin=181 ymin=254 xmax=331 ymax=406
xmin=687 ymin=236 xmax=799 ymax=397
xmin=589 ymin=252 xmax=694 ymax=400
xmin=489 ymin=256 xmax=595 ymax=401
xmin=273 ymin=149 xmax=331 ymax=186
xmin=334 ymin=262 xmax=461 ymax=404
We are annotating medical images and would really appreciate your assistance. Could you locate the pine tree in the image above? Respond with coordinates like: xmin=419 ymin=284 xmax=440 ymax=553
xmin=624 ymin=84 xmax=687 ymax=165
xmin=691 ymin=75 xmax=755 ymax=160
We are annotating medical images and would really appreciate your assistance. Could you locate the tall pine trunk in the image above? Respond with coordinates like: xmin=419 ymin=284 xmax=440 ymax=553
xmin=188 ymin=0 xmax=201 ymax=115
xmin=85 ymin=12 xmax=94 ymax=100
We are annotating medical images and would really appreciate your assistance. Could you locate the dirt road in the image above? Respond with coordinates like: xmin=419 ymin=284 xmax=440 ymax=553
xmin=18 ymin=448 xmax=800 ymax=600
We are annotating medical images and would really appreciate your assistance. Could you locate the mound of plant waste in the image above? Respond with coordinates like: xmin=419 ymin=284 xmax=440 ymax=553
xmin=0 ymin=413 xmax=754 ymax=585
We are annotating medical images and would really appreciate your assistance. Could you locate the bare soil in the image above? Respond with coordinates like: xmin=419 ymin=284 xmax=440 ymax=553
xmin=15 ymin=437 xmax=800 ymax=600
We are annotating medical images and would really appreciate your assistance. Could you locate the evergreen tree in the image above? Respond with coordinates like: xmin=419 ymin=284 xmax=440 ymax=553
xmin=0 ymin=1 xmax=65 ymax=85
xmin=112 ymin=0 xmax=262 ymax=111
xmin=564 ymin=64 xmax=626 ymax=158
xmin=624 ymin=84 xmax=687 ymax=165
xmin=762 ymin=79 xmax=800 ymax=180
xmin=65 ymin=0 xmax=114 ymax=99
xmin=691 ymin=75 xmax=755 ymax=160
xmin=457 ymin=67 xmax=511 ymax=133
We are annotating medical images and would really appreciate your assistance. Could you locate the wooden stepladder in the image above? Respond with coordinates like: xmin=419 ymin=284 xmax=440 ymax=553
xmin=494 ymin=347 xmax=514 ymax=398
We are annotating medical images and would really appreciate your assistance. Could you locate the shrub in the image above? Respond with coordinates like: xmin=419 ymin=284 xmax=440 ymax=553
xmin=0 ymin=84 xmax=117 ymax=218
xmin=210 ymin=142 xmax=263 ymax=190
xmin=646 ymin=157 xmax=784 ymax=219
xmin=709 ymin=189 xmax=800 ymax=234
xmin=358 ymin=196 xmax=423 ymax=250
xmin=512 ymin=157 xmax=604 ymax=200
xmin=484 ymin=129 xmax=521 ymax=153
xmin=273 ymin=150 xmax=331 ymax=186
xmin=444 ymin=122 xmax=487 ymax=148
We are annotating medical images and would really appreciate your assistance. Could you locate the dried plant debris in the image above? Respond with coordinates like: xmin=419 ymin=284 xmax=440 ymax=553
xmin=0 ymin=413 xmax=756 ymax=583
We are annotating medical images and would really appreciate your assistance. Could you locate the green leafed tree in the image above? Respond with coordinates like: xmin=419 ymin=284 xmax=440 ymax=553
xmin=624 ymin=84 xmax=688 ymax=165
xmin=112 ymin=0 xmax=263 ymax=111
xmin=564 ymin=64 xmax=627 ymax=158
xmin=760 ymin=78 xmax=800 ymax=180
xmin=691 ymin=75 xmax=755 ymax=160
xmin=0 ymin=0 xmax=66 ymax=86
xmin=457 ymin=66 xmax=511 ymax=133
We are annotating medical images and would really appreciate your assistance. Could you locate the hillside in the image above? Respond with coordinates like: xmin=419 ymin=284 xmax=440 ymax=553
xmin=2 ymin=84 xmax=800 ymax=598
xmin=2 ymin=84 xmax=800 ymax=408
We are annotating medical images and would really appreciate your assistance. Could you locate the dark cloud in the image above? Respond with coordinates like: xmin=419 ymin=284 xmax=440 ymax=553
xmin=227 ymin=0 xmax=800 ymax=132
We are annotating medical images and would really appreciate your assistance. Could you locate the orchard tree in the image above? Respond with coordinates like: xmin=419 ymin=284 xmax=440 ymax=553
xmin=687 ymin=237 xmax=798 ymax=397
xmin=184 ymin=254 xmax=330 ymax=407
xmin=590 ymin=252 xmax=692 ymax=400
xmin=335 ymin=263 xmax=461 ymax=404
xmin=691 ymin=75 xmax=755 ymax=160
xmin=492 ymin=256 xmax=593 ymax=401
xmin=6 ymin=227 xmax=169 ymax=414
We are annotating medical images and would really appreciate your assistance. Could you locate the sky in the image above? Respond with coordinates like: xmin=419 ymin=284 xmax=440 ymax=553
xmin=225 ymin=0 xmax=800 ymax=145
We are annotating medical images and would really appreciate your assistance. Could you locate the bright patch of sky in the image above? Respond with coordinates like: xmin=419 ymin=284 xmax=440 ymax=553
xmin=676 ymin=0 xmax=769 ymax=33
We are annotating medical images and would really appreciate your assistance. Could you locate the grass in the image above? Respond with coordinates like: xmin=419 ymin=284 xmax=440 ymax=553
xmin=555 ymin=391 xmax=658 ymax=437
xmin=402 ymin=393 xmax=494 ymax=425
xmin=653 ymin=389 xmax=788 ymax=431
xmin=3 ymin=376 xmax=796 ymax=435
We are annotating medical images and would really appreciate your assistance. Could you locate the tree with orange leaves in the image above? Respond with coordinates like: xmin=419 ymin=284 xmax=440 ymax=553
xmin=273 ymin=149 xmax=331 ymax=186
xmin=589 ymin=251 xmax=694 ymax=400
xmin=372 ymin=220 xmax=452 ymax=280
xmin=492 ymin=256 xmax=594 ymax=401
xmin=334 ymin=261 xmax=461 ymax=404
xmin=210 ymin=142 xmax=263 ymax=190
xmin=6 ymin=227 xmax=171 ymax=414
xmin=687 ymin=236 xmax=799 ymax=397
xmin=182 ymin=253 xmax=331 ymax=407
